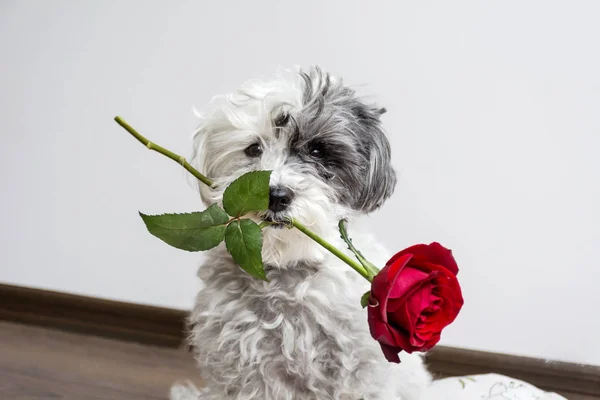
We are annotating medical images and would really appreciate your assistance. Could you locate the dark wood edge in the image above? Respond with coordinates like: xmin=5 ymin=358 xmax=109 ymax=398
xmin=426 ymin=346 xmax=600 ymax=397
xmin=1 ymin=283 xmax=599 ymax=397
xmin=0 ymin=283 xmax=187 ymax=347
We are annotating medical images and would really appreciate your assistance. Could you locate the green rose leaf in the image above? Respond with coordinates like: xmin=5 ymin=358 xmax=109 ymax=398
xmin=225 ymin=219 xmax=267 ymax=281
xmin=360 ymin=291 xmax=371 ymax=308
xmin=139 ymin=204 xmax=229 ymax=252
xmin=222 ymin=171 xmax=272 ymax=217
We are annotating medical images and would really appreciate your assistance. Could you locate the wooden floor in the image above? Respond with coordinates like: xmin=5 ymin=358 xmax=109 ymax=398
xmin=0 ymin=321 xmax=202 ymax=400
xmin=1 ymin=320 xmax=596 ymax=400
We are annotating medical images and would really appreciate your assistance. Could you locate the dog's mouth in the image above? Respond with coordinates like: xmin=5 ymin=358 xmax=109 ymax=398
xmin=261 ymin=212 xmax=291 ymax=229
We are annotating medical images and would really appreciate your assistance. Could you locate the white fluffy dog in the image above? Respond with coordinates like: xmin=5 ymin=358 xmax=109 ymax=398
xmin=171 ymin=67 xmax=432 ymax=400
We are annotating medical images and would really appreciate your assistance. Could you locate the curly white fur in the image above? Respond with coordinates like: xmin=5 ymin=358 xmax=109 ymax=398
xmin=171 ymin=67 xmax=432 ymax=400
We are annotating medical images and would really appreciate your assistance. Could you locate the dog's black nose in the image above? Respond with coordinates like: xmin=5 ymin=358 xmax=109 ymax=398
xmin=269 ymin=186 xmax=294 ymax=213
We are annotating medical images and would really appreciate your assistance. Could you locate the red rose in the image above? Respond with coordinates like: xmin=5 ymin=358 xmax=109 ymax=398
xmin=367 ymin=242 xmax=463 ymax=363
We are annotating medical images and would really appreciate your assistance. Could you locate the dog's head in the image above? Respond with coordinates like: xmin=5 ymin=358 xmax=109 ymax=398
xmin=191 ymin=67 xmax=396 ymax=262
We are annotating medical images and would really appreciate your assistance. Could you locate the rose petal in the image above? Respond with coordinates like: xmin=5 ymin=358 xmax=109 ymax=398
xmin=367 ymin=306 xmax=394 ymax=342
xmin=421 ymin=332 xmax=441 ymax=351
xmin=424 ymin=273 xmax=464 ymax=330
xmin=371 ymin=253 xmax=413 ymax=321
xmin=426 ymin=268 xmax=464 ymax=324
xmin=395 ymin=242 xmax=459 ymax=276
xmin=386 ymin=271 xmax=432 ymax=313
xmin=406 ymin=287 xmax=435 ymax=347
xmin=386 ymin=322 xmax=417 ymax=353
xmin=405 ymin=281 xmax=434 ymax=317
xmin=415 ymin=316 xmax=439 ymax=342
xmin=370 ymin=314 xmax=417 ymax=355
xmin=379 ymin=343 xmax=402 ymax=363
xmin=390 ymin=301 xmax=416 ymax=337
xmin=387 ymin=266 xmax=431 ymax=300
xmin=387 ymin=301 xmax=432 ymax=352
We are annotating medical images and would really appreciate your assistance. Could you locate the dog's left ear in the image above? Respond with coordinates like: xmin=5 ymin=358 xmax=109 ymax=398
xmin=352 ymin=104 xmax=397 ymax=213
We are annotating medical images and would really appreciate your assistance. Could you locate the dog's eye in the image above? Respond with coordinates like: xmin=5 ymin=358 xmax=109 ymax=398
xmin=244 ymin=143 xmax=263 ymax=158
xmin=308 ymin=142 xmax=326 ymax=159
xmin=274 ymin=113 xmax=290 ymax=127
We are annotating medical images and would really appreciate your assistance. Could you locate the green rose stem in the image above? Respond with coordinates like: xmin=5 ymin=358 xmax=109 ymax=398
xmin=114 ymin=116 xmax=214 ymax=187
xmin=115 ymin=116 xmax=371 ymax=281
xmin=288 ymin=219 xmax=370 ymax=281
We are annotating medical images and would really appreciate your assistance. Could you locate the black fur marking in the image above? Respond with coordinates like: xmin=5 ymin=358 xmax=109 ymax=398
xmin=289 ymin=67 xmax=397 ymax=212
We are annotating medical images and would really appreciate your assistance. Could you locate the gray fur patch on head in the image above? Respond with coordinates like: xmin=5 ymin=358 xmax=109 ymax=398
xmin=282 ymin=66 xmax=396 ymax=213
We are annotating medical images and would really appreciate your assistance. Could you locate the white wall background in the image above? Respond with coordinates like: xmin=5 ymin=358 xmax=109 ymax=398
xmin=1 ymin=1 xmax=598 ymax=365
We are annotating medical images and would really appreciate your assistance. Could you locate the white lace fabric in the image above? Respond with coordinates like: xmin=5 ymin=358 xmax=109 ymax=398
xmin=424 ymin=373 xmax=568 ymax=400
